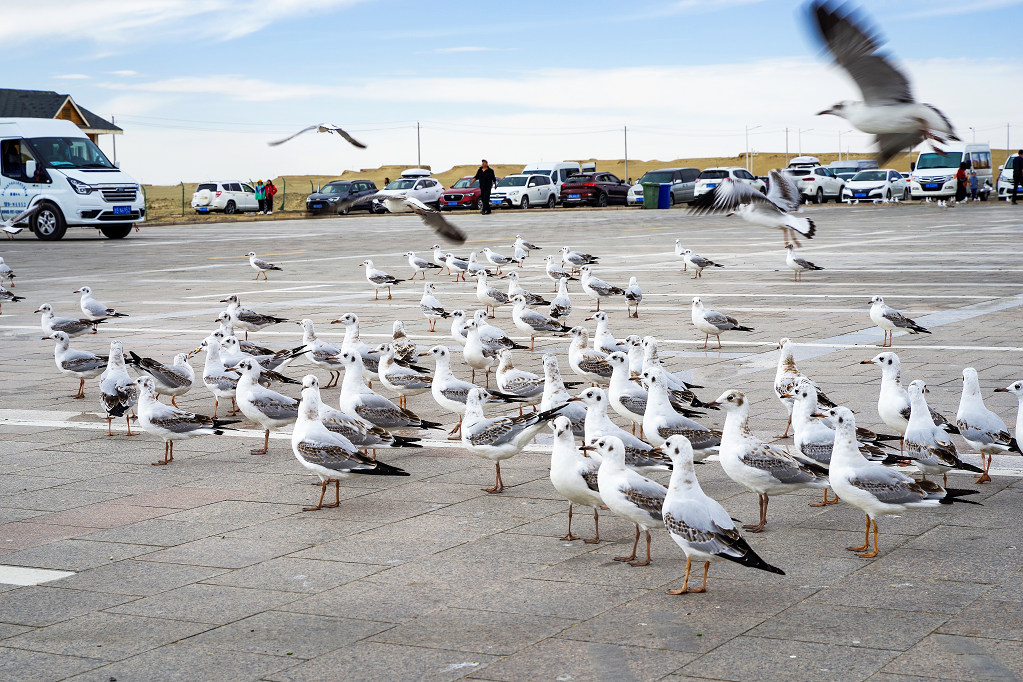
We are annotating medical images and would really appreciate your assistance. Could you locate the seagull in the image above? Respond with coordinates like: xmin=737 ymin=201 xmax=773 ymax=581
xmin=579 ymin=265 xmax=624 ymax=312
xmin=662 ymin=435 xmax=785 ymax=594
xmin=639 ymin=336 xmax=709 ymax=410
xmin=36 ymin=303 xmax=104 ymax=338
xmin=823 ymin=406 xmax=977 ymax=558
xmin=127 ymin=350 xmax=195 ymax=406
xmin=0 ymin=285 xmax=23 ymax=314
xmin=246 ymin=252 xmax=282 ymax=280
xmin=331 ymin=313 xmax=380 ymax=380
xmin=269 ymin=123 xmax=365 ymax=148
xmin=99 ymin=340 xmax=138 ymax=437
xmin=421 ymin=345 xmax=522 ymax=439
xmin=994 ymin=380 xmax=1023 ymax=451
xmin=419 ymin=282 xmax=449 ymax=332
xmin=464 ymin=252 xmax=493 ymax=279
xmin=302 ymin=375 xmax=421 ymax=452
xmin=711 ymin=389 xmax=830 ymax=532
xmin=624 ymin=277 xmax=642 ymax=318
xmin=473 ymin=310 xmax=527 ymax=355
xmin=505 ymin=271 xmax=549 ymax=306
xmin=495 ymin=349 xmax=546 ymax=410
xmin=691 ymin=297 xmax=754 ymax=350
xmin=641 ymin=368 xmax=721 ymax=459
xmin=463 ymin=320 xmax=498 ymax=386
xmin=510 ymin=294 xmax=570 ymax=351
xmin=861 ymin=352 xmax=959 ymax=447
xmin=195 ymin=337 xmax=240 ymax=418
xmin=481 ymin=247 xmax=518 ymax=274
xmin=404 ymin=250 xmax=443 ymax=280
xmin=561 ymin=246 xmax=599 ymax=271
xmin=473 ymin=270 xmax=510 ymax=318
xmin=449 ymin=310 xmax=469 ymax=347
xmin=957 ymin=367 xmax=1021 ymax=483
xmin=549 ymin=415 xmax=603 ymax=543
xmin=1 ymin=204 xmax=41 ymax=238
xmin=625 ymin=335 xmax=645 ymax=375
xmin=296 ymin=319 xmax=343 ymax=388
xmin=291 ymin=377 xmax=411 ymax=512
xmin=540 ymin=353 xmax=587 ymax=438
xmin=374 ymin=343 xmax=431 ymax=409
xmin=905 ymin=380 xmax=983 ymax=485
xmin=544 ymin=255 xmax=578 ymax=291
xmin=580 ymin=387 xmax=673 ymax=474
xmin=586 ymin=311 xmax=625 ymax=355
xmin=220 ymin=295 xmax=287 ymax=340
xmin=785 ymin=244 xmax=825 ymax=281
xmin=593 ymin=435 xmax=666 ymax=566
xmin=774 ymin=337 xmax=836 ymax=437
xmin=49 ymin=331 xmax=107 ymax=399
xmin=432 ymin=244 xmax=452 ymax=275
xmin=219 ymin=335 xmax=300 ymax=372
xmin=390 ymin=320 xmax=417 ymax=364
xmin=513 ymin=244 xmax=529 ymax=266
xmin=681 ymin=250 xmax=725 ymax=279
xmin=337 ymin=350 xmax=442 ymax=433
xmin=340 ymin=192 xmax=466 ymax=242
xmin=74 ymin=286 xmax=128 ymax=320
xmin=515 ymin=235 xmax=542 ymax=252
xmin=461 ymin=387 xmax=564 ymax=493
xmin=360 ymin=259 xmax=404 ymax=301
xmin=674 ymin=239 xmax=688 ymax=271
xmin=549 ymin=277 xmax=573 ymax=320
xmin=0 ymin=257 xmax=14 ymax=286
xmin=690 ymin=171 xmax=815 ymax=247
xmin=608 ymin=353 xmax=707 ymax=433
xmin=567 ymin=327 xmax=613 ymax=385
xmin=808 ymin=1 xmax=959 ymax=165
xmin=868 ymin=296 xmax=929 ymax=347
xmin=214 ymin=312 xmax=277 ymax=356
xmin=135 ymin=377 xmax=237 ymax=466
xmin=445 ymin=252 xmax=471 ymax=282
xmin=233 ymin=358 xmax=300 ymax=455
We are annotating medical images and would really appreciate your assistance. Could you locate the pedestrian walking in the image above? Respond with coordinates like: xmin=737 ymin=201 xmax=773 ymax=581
xmin=954 ymin=162 xmax=967 ymax=203
xmin=265 ymin=180 xmax=277 ymax=214
xmin=969 ymin=170 xmax=978 ymax=201
xmin=1013 ymin=150 xmax=1023 ymax=205
xmin=474 ymin=159 xmax=497 ymax=215
xmin=255 ymin=181 xmax=266 ymax=213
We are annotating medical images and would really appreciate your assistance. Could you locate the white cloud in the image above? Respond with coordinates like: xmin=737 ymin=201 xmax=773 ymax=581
xmin=98 ymin=75 xmax=324 ymax=103
xmin=107 ymin=70 xmax=139 ymax=77
xmin=53 ymin=74 xmax=90 ymax=80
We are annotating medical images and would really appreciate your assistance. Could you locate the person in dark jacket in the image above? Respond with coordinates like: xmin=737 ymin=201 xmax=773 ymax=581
xmin=954 ymin=162 xmax=968 ymax=203
xmin=264 ymin=180 xmax=277 ymax=214
xmin=1013 ymin=150 xmax=1023 ymax=205
xmin=473 ymin=159 xmax=497 ymax=215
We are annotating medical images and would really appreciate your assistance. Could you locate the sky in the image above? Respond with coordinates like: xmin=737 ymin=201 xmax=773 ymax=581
xmin=6 ymin=0 xmax=1022 ymax=184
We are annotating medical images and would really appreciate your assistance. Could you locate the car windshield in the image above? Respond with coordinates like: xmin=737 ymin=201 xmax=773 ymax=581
xmin=26 ymin=136 xmax=115 ymax=169
xmin=498 ymin=176 xmax=529 ymax=187
xmin=916 ymin=152 xmax=963 ymax=170
xmin=196 ymin=183 xmax=217 ymax=192
xmin=565 ymin=175 xmax=594 ymax=184
xmin=453 ymin=178 xmax=478 ymax=189
xmin=851 ymin=171 xmax=887 ymax=182
xmin=784 ymin=169 xmax=810 ymax=177
xmin=386 ymin=179 xmax=417 ymax=190
xmin=639 ymin=171 xmax=674 ymax=184
xmin=699 ymin=170 xmax=729 ymax=180
xmin=527 ymin=170 xmax=553 ymax=178
xmin=319 ymin=183 xmax=351 ymax=195
xmin=829 ymin=166 xmax=857 ymax=175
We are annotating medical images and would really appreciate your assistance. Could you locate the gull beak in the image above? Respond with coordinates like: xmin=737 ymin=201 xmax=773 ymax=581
xmin=812 ymin=411 xmax=827 ymax=418
xmin=779 ymin=391 xmax=794 ymax=399
xmin=705 ymin=401 xmax=721 ymax=408
xmin=567 ymin=396 xmax=583 ymax=402
xmin=330 ymin=319 xmax=342 ymax=324
xmin=923 ymin=387 xmax=930 ymax=394
xmin=358 ymin=263 xmax=365 ymax=268
xmin=41 ymin=336 xmax=51 ymax=340
xmin=219 ymin=298 xmax=230 ymax=303
xmin=191 ymin=346 xmax=203 ymax=355
xmin=73 ymin=288 xmax=82 ymax=293
xmin=579 ymin=445 xmax=596 ymax=452
xmin=994 ymin=387 xmax=1009 ymax=393
xmin=583 ymin=316 xmax=594 ymax=321
xmin=226 ymin=367 xmax=240 ymax=374
xmin=418 ymin=351 xmax=431 ymax=357
xmin=860 ymin=360 xmax=874 ymax=365
xmin=33 ymin=308 xmax=43 ymax=313
xmin=367 ymin=349 xmax=378 ymax=355
xmin=816 ymin=108 xmax=834 ymax=116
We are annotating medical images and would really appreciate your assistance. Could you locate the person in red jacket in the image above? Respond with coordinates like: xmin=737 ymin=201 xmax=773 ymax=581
xmin=264 ymin=179 xmax=278 ymax=214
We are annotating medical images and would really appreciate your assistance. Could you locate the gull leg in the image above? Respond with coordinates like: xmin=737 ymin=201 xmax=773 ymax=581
xmin=73 ymin=378 xmax=86 ymax=399
xmin=152 ymin=441 xmax=172 ymax=466
xmin=615 ymin=524 xmax=640 ymax=562
xmin=716 ymin=335 xmax=723 ymax=350
xmin=584 ymin=508 xmax=600 ymax=544
xmin=125 ymin=414 xmax=136 ymax=436
xmin=212 ymin=398 xmax=219 ymax=418
xmin=374 ymin=290 xmax=379 ymax=301
xmin=743 ymin=493 xmax=768 ymax=532
xmin=483 ymin=462 xmax=504 ymax=493
xmin=976 ymin=452 xmax=992 ymax=483
xmin=171 ymin=396 xmax=179 ymax=408
xmin=858 ymin=518 xmax=880 ymax=558
xmin=777 ymin=415 xmax=792 ymax=439
xmin=387 ymin=287 xmax=392 ymax=300
xmin=810 ymin=488 xmax=833 ymax=507
xmin=325 ymin=479 xmax=341 ymax=508
xmin=227 ymin=398 xmax=239 ymax=416
xmin=629 ymin=529 xmax=652 ymax=566
xmin=529 ymin=336 xmax=535 ymax=351
xmin=561 ymin=503 xmax=579 ymax=541
xmin=667 ymin=556 xmax=692 ymax=595
xmin=447 ymin=417 xmax=462 ymax=441
xmin=848 ymin=514 xmax=871 ymax=552
xmin=699 ymin=334 xmax=709 ymax=350
xmin=251 ymin=429 xmax=270 ymax=455
xmin=303 ymin=481 xmax=328 ymax=511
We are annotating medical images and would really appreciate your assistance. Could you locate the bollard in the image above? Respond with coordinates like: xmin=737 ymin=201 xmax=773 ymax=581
xmin=280 ymin=177 xmax=286 ymax=211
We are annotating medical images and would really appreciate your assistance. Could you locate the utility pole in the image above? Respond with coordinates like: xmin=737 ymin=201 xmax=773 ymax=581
xmin=623 ymin=125 xmax=629 ymax=184
xmin=784 ymin=127 xmax=789 ymax=166
xmin=798 ymin=128 xmax=812 ymax=157
xmin=745 ymin=124 xmax=760 ymax=172
xmin=111 ymin=115 xmax=117 ymax=163
xmin=1008 ymin=123 xmax=1012 ymax=152
xmin=416 ymin=122 xmax=421 ymax=167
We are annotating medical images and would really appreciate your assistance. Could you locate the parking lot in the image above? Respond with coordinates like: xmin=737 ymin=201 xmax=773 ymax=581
xmin=1 ymin=201 xmax=1022 ymax=681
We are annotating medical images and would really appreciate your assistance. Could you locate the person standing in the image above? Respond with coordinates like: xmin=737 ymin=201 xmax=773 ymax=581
xmin=473 ymin=159 xmax=497 ymax=215
xmin=1013 ymin=150 xmax=1023 ymax=205
xmin=969 ymin=170 xmax=978 ymax=201
xmin=265 ymin=180 xmax=277 ymax=214
xmin=954 ymin=162 xmax=968 ymax=203
xmin=255 ymin=180 xmax=266 ymax=214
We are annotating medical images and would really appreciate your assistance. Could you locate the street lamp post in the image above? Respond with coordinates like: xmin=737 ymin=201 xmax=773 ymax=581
xmin=745 ymin=124 xmax=761 ymax=172
xmin=798 ymin=128 xmax=813 ymax=157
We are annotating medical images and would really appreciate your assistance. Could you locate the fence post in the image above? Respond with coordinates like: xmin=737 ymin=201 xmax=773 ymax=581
xmin=281 ymin=178 xmax=286 ymax=211
xmin=180 ymin=182 xmax=185 ymax=216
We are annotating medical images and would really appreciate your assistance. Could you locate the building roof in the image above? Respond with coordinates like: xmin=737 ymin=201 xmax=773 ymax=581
xmin=0 ymin=89 xmax=122 ymax=135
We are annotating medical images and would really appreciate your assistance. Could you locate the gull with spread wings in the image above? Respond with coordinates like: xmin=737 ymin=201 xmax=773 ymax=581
xmin=268 ymin=123 xmax=366 ymax=148
xmin=691 ymin=170 xmax=815 ymax=246
xmin=333 ymin=192 xmax=465 ymax=243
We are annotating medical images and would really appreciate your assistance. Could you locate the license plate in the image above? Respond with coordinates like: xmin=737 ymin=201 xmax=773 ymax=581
xmin=491 ymin=199 xmax=502 ymax=205
xmin=569 ymin=194 xmax=580 ymax=199
xmin=924 ymin=183 xmax=938 ymax=189
xmin=854 ymin=192 xmax=866 ymax=198
xmin=706 ymin=184 xmax=717 ymax=189
xmin=311 ymin=203 xmax=323 ymax=209
xmin=112 ymin=205 xmax=130 ymax=215
xmin=447 ymin=201 xmax=458 ymax=206
xmin=198 ymin=207 xmax=209 ymax=212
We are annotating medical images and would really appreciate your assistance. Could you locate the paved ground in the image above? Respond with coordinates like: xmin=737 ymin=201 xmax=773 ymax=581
xmin=1 ymin=201 xmax=1022 ymax=682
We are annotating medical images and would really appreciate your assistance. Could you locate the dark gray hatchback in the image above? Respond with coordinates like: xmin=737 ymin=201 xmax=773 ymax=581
xmin=306 ymin=180 xmax=378 ymax=215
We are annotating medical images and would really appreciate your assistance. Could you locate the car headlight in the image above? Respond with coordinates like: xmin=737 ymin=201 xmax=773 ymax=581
xmin=66 ymin=177 xmax=94 ymax=195
xmin=509 ymin=190 xmax=520 ymax=196
xmin=327 ymin=197 xmax=340 ymax=202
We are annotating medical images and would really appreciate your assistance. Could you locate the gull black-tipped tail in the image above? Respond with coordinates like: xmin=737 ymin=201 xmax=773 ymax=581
xmin=938 ymin=487 xmax=982 ymax=505
xmin=391 ymin=436 xmax=422 ymax=448
xmin=1010 ymin=437 xmax=1022 ymax=454
xmin=418 ymin=419 xmax=445 ymax=431
xmin=722 ymin=537 xmax=786 ymax=575
xmin=356 ymin=459 xmax=411 ymax=476
xmin=954 ymin=461 xmax=984 ymax=474
xmin=733 ymin=325 xmax=754 ymax=332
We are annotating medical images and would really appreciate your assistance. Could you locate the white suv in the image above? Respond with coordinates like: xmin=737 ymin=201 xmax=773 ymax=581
xmin=782 ymin=165 xmax=845 ymax=204
xmin=191 ymin=182 xmax=259 ymax=214
xmin=694 ymin=167 xmax=766 ymax=198
xmin=373 ymin=174 xmax=444 ymax=212
xmin=490 ymin=174 xmax=557 ymax=209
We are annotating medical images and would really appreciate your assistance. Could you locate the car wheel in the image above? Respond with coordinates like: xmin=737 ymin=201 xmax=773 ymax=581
xmin=814 ymin=188 xmax=824 ymax=204
xmin=669 ymin=193 xmax=676 ymax=207
xmin=224 ymin=201 xmax=237 ymax=215
xmin=475 ymin=198 xmax=483 ymax=210
xmin=902 ymin=188 xmax=910 ymax=201
xmin=100 ymin=223 xmax=133 ymax=239
xmin=32 ymin=202 xmax=67 ymax=241
xmin=596 ymin=193 xmax=607 ymax=208
xmin=885 ymin=189 xmax=892 ymax=201
xmin=546 ymin=194 xmax=556 ymax=209
xmin=520 ymin=196 xmax=530 ymax=210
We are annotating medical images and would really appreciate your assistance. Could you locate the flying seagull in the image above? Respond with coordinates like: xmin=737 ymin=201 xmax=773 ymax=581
xmin=691 ymin=171 xmax=815 ymax=247
xmin=1 ymin=204 xmax=41 ymax=238
xmin=808 ymin=0 xmax=958 ymax=164
xmin=268 ymin=123 xmax=366 ymax=148
xmin=334 ymin=193 xmax=466 ymax=243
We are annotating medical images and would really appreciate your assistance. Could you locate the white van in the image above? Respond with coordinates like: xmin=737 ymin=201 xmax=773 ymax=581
xmin=0 ymin=118 xmax=144 ymax=240
xmin=909 ymin=143 xmax=993 ymax=200
xmin=522 ymin=162 xmax=582 ymax=201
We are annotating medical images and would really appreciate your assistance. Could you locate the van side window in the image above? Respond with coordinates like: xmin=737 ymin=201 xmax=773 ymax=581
xmin=1 ymin=140 xmax=45 ymax=183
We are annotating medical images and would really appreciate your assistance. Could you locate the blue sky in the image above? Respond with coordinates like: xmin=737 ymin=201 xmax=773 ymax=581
xmin=6 ymin=0 xmax=1021 ymax=184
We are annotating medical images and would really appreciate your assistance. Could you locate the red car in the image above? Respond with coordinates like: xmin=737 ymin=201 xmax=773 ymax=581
xmin=559 ymin=172 xmax=630 ymax=207
xmin=440 ymin=176 xmax=495 ymax=211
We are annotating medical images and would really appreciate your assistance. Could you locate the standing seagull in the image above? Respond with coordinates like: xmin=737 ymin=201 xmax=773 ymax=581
xmin=303 ymin=375 xmax=422 ymax=452
xmin=641 ymin=369 xmax=721 ymax=458
xmin=904 ymin=380 xmax=983 ymax=485
xmin=75 ymin=286 xmax=128 ymax=320
xmin=337 ymin=351 xmax=442 ymax=433
xmin=127 ymin=350 xmax=194 ymax=406
xmin=691 ymin=172 xmax=815 ymax=247
xmin=135 ymin=377 xmax=237 ymax=466
xmin=549 ymin=277 xmax=573 ymax=320
xmin=234 ymin=358 xmax=300 ymax=456
xmin=50 ymin=331 xmax=107 ymax=399
xmin=221 ymin=295 xmax=287 ymax=340
xmin=540 ymin=354 xmax=587 ymax=438
xmin=36 ymin=303 xmax=103 ymax=338
xmin=994 ymin=380 xmax=1023 ymax=450
xmin=862 ymin=352 xmax=959 ymax=444
xmin=246 ymin=252 xmax=282 ymax=280
xmin=297 ymin=319 xmax=343 ymax=388
xmin=404 ymin=251 xmax=442 ymax=279
xmin=511 ymin=295 xmax=570 ymax=351
xmin=691 ymin=297 xmax=754 ymax=350
xmin=682 ymin=250 xmax=725 ymax=279
xmin=868 ymin=296 xmax=929 ymax=347
xmin=662 ymin=435 xmax=785 ymax=594
xmin=419 ymin=282 xmax=449 ymax=332
xmin=807 ymin=1 xmax=959 ymax=165
xmin=474 ymin=270 xmax=510 ymax=318
xmin=99 ymin=340 xmax=138 ymax=436
xmin=624 ymin=277 xmax=642 ymax=318
xmin=0 ymin=285 xmax=23 ymax=314
xmin=0 ymin=256 xmax=15 ymax=285
xmin=785 ymin=244 xmax=825 ymax=281
xmin=549 ymin=416 xmax=603 ymax=543
xmin=505 ymin=272 xmax=549 ymax=306
xmin=268 ymin=123 xmax=366 ymax=148
xmin=775 ymin=337 xmax=836 ymax=437
xmin=579 ymin=265 xmax=624 ymax=312
xmin=544 ymin=255 xmax=577 ymax=291
xmin=360 ymin=259 xmax=404 ymax=301
xmin=481 ymin=247 xmax=519 ymax=274
xmin=594 ymin=436 xmax=666 ymax=567
xmin=567 ymin=327 xmax=613 ymax=385
xmin=957 ymin=367 xmax=1021 ymax=483
xmin=515 ymin=235 xmax=541 ymax=252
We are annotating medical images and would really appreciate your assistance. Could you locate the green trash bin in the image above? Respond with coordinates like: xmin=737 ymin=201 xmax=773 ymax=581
xmin=642 ymin=183 xmax=659 ymax=209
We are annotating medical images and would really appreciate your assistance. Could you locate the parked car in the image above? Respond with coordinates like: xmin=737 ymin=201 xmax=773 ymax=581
xmin=996 ymin=153 xmax=1021 ymax=200
xmin=522 ymin=162 xmax=581 ymax=201
xmin=826 ymin=159 xmax=878 ymax=181
xmin=841 ymin=169 xmax=909 ymax=202
xmin=305 ymin=180 xmax=377 ymax=215
xmin=909 ymin=144 xmax=992 ymax=200
xmin=560 ymin=172 xmax=629 ymax=207
xmin=191 ymin=181 xmax=258 ymax=214
xmin=782 ymin=165 xmax=845 ymax=204
xmin=440 ymin=176 xmax=492 ymax=211
xmin=627 ymin=168 xmax=700 ymax=206
xmin=490 ymin=173 xmax=557 ymax=209
xmin=694 ymin=167 xmax=766 ymax=198
xmin=372 ymin=170 xmax=444 ymax=212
